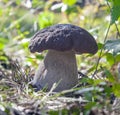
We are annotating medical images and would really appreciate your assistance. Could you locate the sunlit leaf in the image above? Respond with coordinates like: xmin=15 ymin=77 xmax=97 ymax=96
xmin=115 ymin=54 xmax=120 ymax=62
xmin=106 ymin=53 xmax=115 ymax=66
xmin=0 ymin=43 xmax=5 ymax=50
xmin=112 ymin=83 xmax=120 ymax=97
xmin=0 ymin=8 xmax=3 ymax=16
xmin=0 ymin=38 xmax=8 ymax=50
xmin=0 ymin=55 xmax=8 ymax=61
xmin=38 ymin=12 xmax=55 ymax=29
xmin=62 ymin=0 xmax=77 ymax=6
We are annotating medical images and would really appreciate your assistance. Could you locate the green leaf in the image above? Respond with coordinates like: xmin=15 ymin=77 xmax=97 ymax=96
xmin=107 ymin=0 xmax=120 ymax=5
xmin=111 ymin=6 xmax=120 ymax=24
xmin=38 ymin=12 xmax=54 ymax=29
xmin=112 ymin=83 xmax=120 ymax=97
xmin=106 ymin=53 xmax=115 ymax=66
xmin=0 ymin=55 xmax=8 ymax=61
xmin=0 ymin=43 xmax=5 ymax=50
xmin=85 ymin=102 xmax=96 ymax=110
xmin=0 ymin=38 xmax=8 ymax=50
xmin=104 ymin=69 xmax=115 ymax=82
xmin=104 ymin=86 xmax=112 ymax=96
xmin=115 ymin=54 xmax=120 ymax=62
xmin=113 ymin=0 xmax=120 ymax=6
xmin=107 ymin=0 xmax=120 ymax=24
xmin=97 ymin=43 xmax=103 ymax=50
xmin=62 ymin=0 xmax=77 ymax=6
xmin=36 ymin=54 xmax=44 ymax=60
xmin=104 ymin=39 xmax=120 ymax=56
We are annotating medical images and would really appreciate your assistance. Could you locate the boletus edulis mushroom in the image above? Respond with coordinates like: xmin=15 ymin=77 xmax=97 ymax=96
xmin=29 ymin=24 xmax=98 ymax=92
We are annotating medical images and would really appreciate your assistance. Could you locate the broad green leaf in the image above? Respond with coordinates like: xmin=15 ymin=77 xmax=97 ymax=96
xmin=106 ymin=53 xmax=115 ymax=66
xmin=113 ymin=0 xmax=120 ymax=6
xmin=62 ymin=0 xmax=77 ymax=6
xmin=112 ymin=83 xmax=120 ymax=97
xmin=104 ymin=86 xmax=112 ymax=96
xmin=107 ymin=0 xmax=120 ymax=5
xmin=107 ymin=0 xmax=120 ymax=24
xmin=104 ymin=39 xmax=120 ymax=56
xmin=97 ymin=43 xmax=103 ymax=50
xmin=115 ymin=54 xmax=120 ymax=62
xmin=111 ymin=6 xmax=120 ymax=24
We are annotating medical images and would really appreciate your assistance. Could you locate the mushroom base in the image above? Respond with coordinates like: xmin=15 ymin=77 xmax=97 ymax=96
xmin=32 ymin=50 xmax=78 ymax=92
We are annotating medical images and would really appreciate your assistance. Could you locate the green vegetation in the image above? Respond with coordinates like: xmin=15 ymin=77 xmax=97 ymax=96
xmin=0 ymin=0 xmax=120 ymax=114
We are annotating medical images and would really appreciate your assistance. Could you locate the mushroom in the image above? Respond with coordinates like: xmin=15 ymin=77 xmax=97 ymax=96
xmin=29 ymin=24 xmax=98 ymax=92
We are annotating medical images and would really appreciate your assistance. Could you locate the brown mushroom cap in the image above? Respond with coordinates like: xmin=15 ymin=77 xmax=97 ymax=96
xmin=29 ymin=24 xmax=98 ymax=54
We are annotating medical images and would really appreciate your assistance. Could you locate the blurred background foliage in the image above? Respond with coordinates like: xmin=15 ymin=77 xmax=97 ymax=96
xmin=0 ymin=1 xmax=110 ymax=62
xmin=0 ymin=0 xmax=120 ymax=114
xmin=0 ymin=0 xmax=119 ymax=72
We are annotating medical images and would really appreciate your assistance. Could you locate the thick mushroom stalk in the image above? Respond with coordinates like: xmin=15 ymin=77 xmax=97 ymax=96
xmin=29 ymin=24 xmax=98 ymax=92
xmin=32 ymin=50 xmax=78 ymax=91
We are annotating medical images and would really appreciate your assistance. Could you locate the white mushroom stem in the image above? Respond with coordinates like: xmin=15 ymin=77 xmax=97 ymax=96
xmin=32 ymin=50 xmax=78 ymax=92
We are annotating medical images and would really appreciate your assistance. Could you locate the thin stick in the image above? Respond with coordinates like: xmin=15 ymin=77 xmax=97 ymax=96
xmin=92 ymin=1 xmax=118 ymax=77
xmin=115 ymin=23 xmax=120 ymax=38
xmin=93 ymin=23 xmax=111 ymax=77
